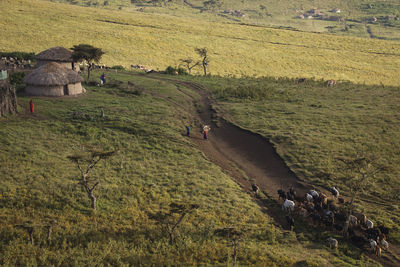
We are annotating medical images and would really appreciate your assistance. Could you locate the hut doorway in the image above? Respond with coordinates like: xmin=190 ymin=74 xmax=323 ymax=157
xmin=63 ymin=85 xmax=69 ymax=96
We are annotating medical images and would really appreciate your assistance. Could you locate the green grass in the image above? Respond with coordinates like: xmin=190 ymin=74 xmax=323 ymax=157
xmin=179 ymin=74 xmax=400 ymax=244
xmin=1 ymin=70 xmax=378 ymax=265
xmin=1 ymin=0 xmax=400 ymax=86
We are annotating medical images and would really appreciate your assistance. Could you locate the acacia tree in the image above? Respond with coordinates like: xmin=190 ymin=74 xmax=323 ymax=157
xmin=335 ymin=155 xmax=386 ymax=236
xmin=70 ymin=44 xmax=105 ymax=80
xmin=67 ymin=149 xmax=116 ymax=210
xmin=151 ymin=202 xmax=199 ymax=245
xmin=195 ymin=47 xmax=209 ymax=76
xmin=180 ymin=58 xmax=200 ymax=74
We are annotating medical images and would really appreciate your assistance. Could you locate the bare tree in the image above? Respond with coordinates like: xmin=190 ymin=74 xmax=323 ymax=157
xmin=214 ymin=227 xmax=244 ymax=265
xmin=67 ymin=149 xmax=116 ymax=210
xmin=180 ymin=58 xmax=200 ymax=74
xmin=151 ymin=202 xmax=199 ymax=245
xmin=335 ymin=155 xmax=386 ymax=236
xmin=195 ymin=47 xmax=209 ymax=76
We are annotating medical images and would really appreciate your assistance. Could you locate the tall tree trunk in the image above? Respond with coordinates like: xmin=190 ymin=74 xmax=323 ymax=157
xmin=202 ymin=63 xmax=207 ymax=76
xmin=87 ymin=66 xmax=91 ymax=80
xmin=88 ymin=191 xmax=96 ymax=210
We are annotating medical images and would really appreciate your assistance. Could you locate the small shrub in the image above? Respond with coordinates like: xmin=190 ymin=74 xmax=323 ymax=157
xmin=111 ymin=65 xmax=125 ymax=70
xmin=165 ymin=66 xmax=177 ymax=75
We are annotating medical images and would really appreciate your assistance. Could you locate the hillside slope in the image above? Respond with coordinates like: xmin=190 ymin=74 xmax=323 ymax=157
xmin=1 ymin=0 xmax=400 ymax=86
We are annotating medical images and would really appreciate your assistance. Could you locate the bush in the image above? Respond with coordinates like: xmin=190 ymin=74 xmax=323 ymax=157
xmin=9 ymin=72 xmax=26 ymax=94
xmin=165 ymin=66 xmax=187 ymax=75
xmin=111 ymin=65 xmax=125 ymax=70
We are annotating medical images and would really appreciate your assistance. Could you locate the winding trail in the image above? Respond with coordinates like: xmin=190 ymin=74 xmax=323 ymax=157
xmin=145 ymin=75 xmax=400 ymax=267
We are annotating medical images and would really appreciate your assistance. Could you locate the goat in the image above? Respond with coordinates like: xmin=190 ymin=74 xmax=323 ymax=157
xmin=296 ymin=78 xmax=307 ymax=84
xmin=310 ymin=189 xmax=319 ymax=199
xmin=365 ymin=228 xmax=380 ymax=240
xmin=369 ymin=239 xmax=377 ymax=252
xmin=376 ymin=245 xmax=382 ymax=257
xmin=251 ymin=184 xmax=260 ymax=195
xmin=329 ymin=187 xmax=339 ymax=198
xmin=311 ymin=213 xmax=321 ymax=226
xmin=353 ymin=212 xmax=366 ymax=225
xmin=277 ymin=189 xmax=287 ymax=201
xmin=378 ymin=225 xmax=390 ymax=237
xmin=379 ymin=238 xmax=389 ymax=250
xmin=286 ymin=215 xmax=295 ymax=231
xmin=287 ymin=186 xmax=296 ymax=201
xmin=327 ymin=237 xmax=338 ymax=249
xmin=305 ymin=193 xmax=313 ymax=203
xmin=282 ymin=199 xmax=295 ymax=213
xmin=326 ymin=79 xmax=337 ymax=86
xmin=349 ymin=215 xmax=358 ymax=226
xmin=366 ymin=219 xmax=373 ymax=229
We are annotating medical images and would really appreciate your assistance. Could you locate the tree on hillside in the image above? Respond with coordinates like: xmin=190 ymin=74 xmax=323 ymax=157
xmin=202 ymin=0 xmax=222 ymax=11
xmin=334 ymin=155 xmax=386 ymax=236
xmin=214 ymin=227 xmax=244 ymax=265
xmin=195 ymin=47 xmax=209 ymax=76
xmin=151 ymin=202 xmax=199 ymax=245
xmin=67 ymin=149 xmax=117 ymax=210
xmin=70 ymin=44 xmax=105 ymax=80
xmin=179 ymin=58 xmax=200 ymax=74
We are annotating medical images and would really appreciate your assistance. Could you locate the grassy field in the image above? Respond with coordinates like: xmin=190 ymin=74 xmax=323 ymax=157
xmin=180 ymin=74 xmax=400 ymax=244
xmin=49 ymin=0 xmax=400 ymax=38
xmin=1 ymin=0 xmax=400 ymax=86
xmin=0 ymin=70 xmax=383 ymax=266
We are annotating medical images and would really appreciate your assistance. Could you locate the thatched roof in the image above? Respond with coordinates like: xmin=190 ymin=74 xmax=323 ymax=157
xmin=23 ymin=62 xmax=84 ymax=86
xmin=35 ymin=47 xmax=74 ymax=62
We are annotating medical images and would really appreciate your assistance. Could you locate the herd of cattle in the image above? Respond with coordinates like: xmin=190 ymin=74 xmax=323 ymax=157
xmin=296 ymin=77 xmax=337 ymax=86
xmin=251 ymin=184 xmax=390 ymax=257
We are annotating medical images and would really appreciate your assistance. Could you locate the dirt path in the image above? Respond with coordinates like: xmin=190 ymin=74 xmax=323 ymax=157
xmin=144 ymin=75 xmax=400 ymax=266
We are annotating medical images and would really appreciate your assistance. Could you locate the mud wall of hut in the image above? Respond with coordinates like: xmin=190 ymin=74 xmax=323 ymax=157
xmin=67 ymin=83 xmax=83 ymax=95
xmin=25 ymin=85 xmax=65 ymax=96
xmin=0 ymin=79 xmax=17 ymax=117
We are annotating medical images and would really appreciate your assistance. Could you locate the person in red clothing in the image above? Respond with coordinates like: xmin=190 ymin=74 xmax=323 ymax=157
xmin=29 ymin=100 xmax=34 ymax=113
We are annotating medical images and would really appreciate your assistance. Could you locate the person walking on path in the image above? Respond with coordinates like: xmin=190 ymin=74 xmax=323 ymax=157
xmin=29 ymin=100 xmax=34 ymax=113
xmin=203 ymin=125 xmax=211 ymax=140
xmin=100 ymin=73 xmax=106 ymax=85
xmin=186 ymin=125 xmax=191 ymax=136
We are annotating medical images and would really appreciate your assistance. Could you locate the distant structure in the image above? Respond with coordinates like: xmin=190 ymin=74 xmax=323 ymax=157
xmin=35 ymin=46 xmax=79 ymax=72
xmin=23 ymin=62 xmax=84 ymax=96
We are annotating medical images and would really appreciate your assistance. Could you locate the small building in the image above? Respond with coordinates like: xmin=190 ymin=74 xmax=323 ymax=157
xmin=23 ymin=62 xmax=84 ymax=96
xmin=35 ymin=46 xmax=79 ymax=72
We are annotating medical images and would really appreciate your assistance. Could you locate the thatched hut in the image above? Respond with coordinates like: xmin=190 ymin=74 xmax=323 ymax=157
xmin=23 ymin=62 xmax=84 ymax=96
xmin=35 ymin=46 xmax=79 ymax=71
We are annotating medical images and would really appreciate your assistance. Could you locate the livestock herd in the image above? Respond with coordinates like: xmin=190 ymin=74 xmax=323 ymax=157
xmin=252 ymin=184 xmax=391 ymax=257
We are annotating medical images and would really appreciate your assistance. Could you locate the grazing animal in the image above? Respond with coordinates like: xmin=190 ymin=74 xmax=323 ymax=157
xmin=369 ymin=239 xmax=377 ymax=251
xmin=251 ymin=184 xmax=260 ymax=195
xmin=277 ymin=189 xmax=287 ymax=201
xmin=286 ymin=215 xmax=295 ymax=231
xmin=380 ymin=238 xmax=389 ymax=250
xmin=338 ymin=197 xmax=345 ymax=204
xmin=298 ymin=207 xmax=308 ymax=218
xmin=378 ymin=225 xmax=390 ymax=237
xmin=334 ymin=211 xmax=347 ymax=223
xmin=305 ymin=193 xmax=313 ymax=203
xmin=329 ymin=187 xmax=339 ymax=198
xmin=310 ymin=190 xmax=319 ymax=198
xmin=288 ymin=186 xmax=296 ymax=200
xmin=326 ymin=79 xmax=337 ymax=86
xmin=296 ymin=78 xmax=307 ymax=84
xmin=311 ymin=213 xmax=321 ymax=226
xmin=353 ymin=212 xmax=367 ymax=225
xmin=327 ymin=237 xmax=338 ymax=249
xmin=366 ymin=219 xmax=374 ymax=229
xmin=334 ymin=223 xmax=343 ymax=233
xmin=282 ymin=199 xmax=295 ymax=213
xmin=349 ymin=215 xmax=358 ymax=226
xmin=305 ymin=202 xmax=315 ymax=213
xmin=366 ymin=228 xmax=380 ymax=240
